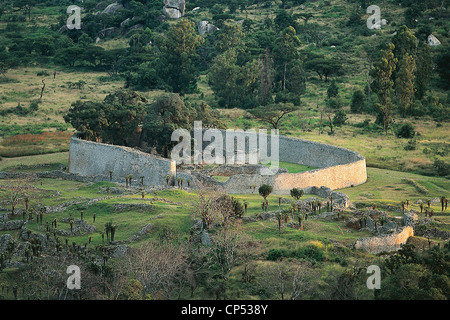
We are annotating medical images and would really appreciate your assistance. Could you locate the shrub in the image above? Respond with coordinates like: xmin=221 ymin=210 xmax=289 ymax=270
xmin=266 ymin=245 xmax=324 ymax=262
xmin=404 ymin=138 xmax=417 ymax=151
xmin=37 ymin=70 xmax=50 ymax=76
xmin=395 ymin=122 xmax=415 ymax=138
xmin=433 ymin=159 xmax=449 ymax=176
xmin=267 ymin=248 xmax=288 ymax=261
xmin=29 ymin=101 xmax=39 ymax=112
xmin=333 ymin=109 xmax=348 ymax=126
xmin=350 ymin=89 xmax=366 ymax=113
xmin=294 ymin=245 xmax=324 ymax=262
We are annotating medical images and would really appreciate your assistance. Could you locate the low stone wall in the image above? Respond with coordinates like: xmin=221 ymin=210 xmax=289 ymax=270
xmin=69 ymin=136 xmax=176 ymax=187
xmin=354 ymin=226 xmax=414 ymax=254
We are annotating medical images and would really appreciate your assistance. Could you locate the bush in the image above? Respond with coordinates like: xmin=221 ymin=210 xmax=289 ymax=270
xmin=404 ymin=138 xmax=417 ymax=151
xmin=294 ymin=245 xmax=324 ymax=262
xmin=433 ymin=159 xmax=449 ymax=176
xmin=29 ymin=101 xmax=39 ymax=112
xmin=395 ymin=122 xmax=415 ymax=139
xmin=266 ymin=245 xmax=324 ymax=262
xmin=333 ymin=109 xmax=348 ymax=126
xmin=350 ymin=89 xmax=366 ymax=113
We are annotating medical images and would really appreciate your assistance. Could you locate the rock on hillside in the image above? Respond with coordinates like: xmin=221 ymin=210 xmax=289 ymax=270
xmin=163 ymin=0 xmax=185 ymax=19
xmin=102 ymin=2 xmax=123 ymax=15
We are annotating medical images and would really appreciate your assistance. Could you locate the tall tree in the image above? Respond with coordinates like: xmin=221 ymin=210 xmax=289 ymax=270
xmin=415 ymin=43 xmax=433 ymax=100
xmin=371 ymin=43 xmax=397 ymax=135
xmin=156 ymin=20 xmax=204 ymax=95
xmin=259 ymin=48 xmax=275 ymax=106
xmin=273 ymin=26 xmax=301 ymax=91
xmin=208 ymin=48 xmax=259 ymax=108
xmin=396 ymin=53 xmax=416 ymax=117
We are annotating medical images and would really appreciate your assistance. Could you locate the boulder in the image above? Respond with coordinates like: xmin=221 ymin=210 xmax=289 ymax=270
xmin=198 ymin=21 xmax=219 ymax=36
xmin=98 ymin=27 xmax=118 ymax=38
xmin=0 ymin=234 xmax=14 ymax=252
xmin=102 ymin=2 xmax=123 ymax=15
xmin=201 ymin=230 xmax=211 ymax=246
xmin=427 ymin=34 xmax=441 ymax=46
xmin=120 ymin=18 xmax=131 ymax=28
xmin=163 ymin=0 xmax=185 ymax=19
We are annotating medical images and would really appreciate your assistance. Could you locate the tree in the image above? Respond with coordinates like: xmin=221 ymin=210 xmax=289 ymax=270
xmin=64 ymin=89 xmax=147 ymax=145
xmin=248 ymin=103 xmax=300 ymax=130
xmin=55 ymin=46 xmax=84 ymax=67
xmin=259 ymin=48 xmax=275 ymax=106
xmin=415 ymin=44 xmax=433 ymax=100
xmin=392 ymin=25 xmax=417 ymax=63
xmin=14 ymin=0 xmax=35 ymax=21
xmin=395 ymin=53 xmax=416 ymax=117
xmin=156 ymin=20 xmax=204 ymax=94
xmin=258 ymin=184 xmax=273 ymax=202
xmin=305 ymin=56 xmax=343 ymax=82
xmin=290 ymin=188 xmax=304 ymax=200
xmin=350 ymin=89 xmax=366 ymax=113
xmin=142 ymin=94 xmax=222 ymax=157
xmin=273 ymin=26 xmax=301 ymax=91
xmin=327 ymin=80 xmax=339 ymax=99
xmin=217 ymin=23 xmax=245 ymax=53
xmin=333 ymin=109 xmax=348 ymax=126
xmin=371 ymin=43 xmax=397 ymax=135
xmin=436 ymin=49 xmax=450 ymax=90
xmin=208 ymin=48 xmax=259 ymax=109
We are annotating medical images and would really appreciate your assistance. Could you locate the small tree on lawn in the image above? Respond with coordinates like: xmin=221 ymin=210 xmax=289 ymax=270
xmin=290 ymin=188 xmax=304 ymax=201
xmin=259 ymin=184 xmax=273 ymax=208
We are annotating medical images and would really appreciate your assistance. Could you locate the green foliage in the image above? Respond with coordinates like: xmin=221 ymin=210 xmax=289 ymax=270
xmin=371 ymin=43 xmax=397 ymax=134
xmin=433 ymin=159 xmax=449 ymax=177
xmin=379 ymin=244 xmax=450 ymax=300
xmin=156 ymin=19 xmax=204 ymax=94
xmin=350 ymin=89 xmax=366 ymax=113
xmin=327 ymin=80 xmax=339 ymax=99
xmin=208 ymin=48 xmax=259 ymax=109
xmin=267 ymin=245 xmax=324 ymax=262
xmin=395 ymin=122 xmax=415 ymax=139
xmin=249 ymin=103 xmax=300 ymax=129
xmin=258 ymin=184 xmax=273 ymax=200
xmin=290 ymin=188 xmax=304 ymax=200
xmin=143 ymin=94 xmax=223 ymax=157
xmin=64 ymin=89 xmax=147 ymax=145
xmin=333 ymin=109 xmax=348 ymax=126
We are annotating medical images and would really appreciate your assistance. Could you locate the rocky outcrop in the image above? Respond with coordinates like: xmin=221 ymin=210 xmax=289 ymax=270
xmin=102 ymin=2 xmax=123 ymax=15
xmin=427 ymin=34 xmax=441 ymax=46
xmin=309 ymin=186 xmax=350 ymax=208
xmin=163 ymin=0 xmax=185 ymax=19
xmin=198 ymin=21 xmax=219 ymax=36
xmin=0 ymin=220 xmax=25 ymax=231
xmin=98 ymin=27 xmax=118 ymax=39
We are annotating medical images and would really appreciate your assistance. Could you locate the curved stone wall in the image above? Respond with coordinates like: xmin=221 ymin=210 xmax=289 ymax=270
xmin=217 ymin=134 xmax=367 ymax=194
xmin=69 ymin=132 xmax=367 ymax=194
xmin=69 ymin=136 xmax=176 ymax=187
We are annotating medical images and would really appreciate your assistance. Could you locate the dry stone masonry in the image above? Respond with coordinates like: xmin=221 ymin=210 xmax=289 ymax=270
xmin=68 ymin=132 xmax=367 ymax=194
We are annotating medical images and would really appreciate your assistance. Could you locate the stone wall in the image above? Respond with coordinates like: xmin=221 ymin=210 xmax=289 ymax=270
xmin=68 ymin=129 xmax=367 ymax=193
xmin=189 ymin=129 xmax=367 ymax=194
xmin=353 ymin=226 xmax=414 ymax=254
xmin=69 ymin=136 xmax=176 ymax=187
